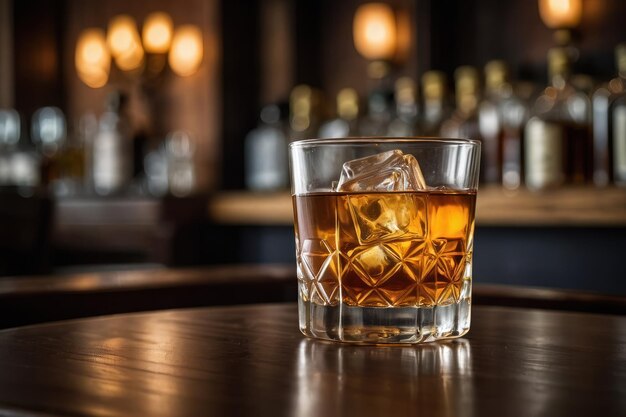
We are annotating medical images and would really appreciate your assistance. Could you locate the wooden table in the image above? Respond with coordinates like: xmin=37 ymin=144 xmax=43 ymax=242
xmin=0 ymin=304 xmax=624 ymax=416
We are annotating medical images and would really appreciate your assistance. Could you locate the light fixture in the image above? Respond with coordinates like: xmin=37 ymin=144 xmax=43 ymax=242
xmin=168 ymin=25 xmax=203 ymax=77
xmin=538 ymin=0 xmax=582 ymax=45
xmin=75 ymin=12 xmax=203 ymax=88
xmin=107 ymin=15 xmax=144 ymax=71
xmin=352 ymin=3 xmax=407 ymax=80
xmin=75 ymin=28 xmax=110 ymax=88
xmin=539 ymin=0 xmax=582 ymax=28
xmin=143 ymin=12 xmax=173 ymax=54
xmin=353 ymin=3 xmax=397 ymax=62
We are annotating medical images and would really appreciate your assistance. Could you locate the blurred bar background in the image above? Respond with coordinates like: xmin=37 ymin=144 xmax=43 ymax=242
xmin=0 ymin=0 xmax=625 ymax=294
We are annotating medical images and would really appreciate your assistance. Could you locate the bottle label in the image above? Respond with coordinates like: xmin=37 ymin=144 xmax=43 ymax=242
xmin=614 ymin=106 xmax=626 ymax=181
xmin=525 ymin=117 xmax=563 ymax=189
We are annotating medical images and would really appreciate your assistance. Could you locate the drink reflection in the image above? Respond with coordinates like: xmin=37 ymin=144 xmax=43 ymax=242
xmin=293 ymin=338 xmax=474 ymax=417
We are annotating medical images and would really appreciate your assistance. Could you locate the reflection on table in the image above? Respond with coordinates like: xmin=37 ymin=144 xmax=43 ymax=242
xmin=0 ymin=304 xmax=623 ymax=416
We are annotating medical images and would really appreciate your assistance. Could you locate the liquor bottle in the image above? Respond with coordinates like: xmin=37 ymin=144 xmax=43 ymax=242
xmin=166 ymin=131 xmax=196 ymax=197
xmin=143 ymin=144 xmax=168 ymax=197
xmin=289 ymin=85 xmax=323 ymax=141
xmin=499 ymin=82 xmax=530 ymax=190
xmin=31 ymin=107 xmax=66 ymax=190
xmin=318 ymin=88 xmax=360 ymax=138
xmin=612 ymin=44 xmax=626 ymax=185
xmin=9 ymin=113 xmax=40 ymax=190
xmin=92 ymin=92 xmax=133 ymax=196
xmin=441 ymin=66 xmax=485 ymax=183
xmin=478 ymin=61 xmax=508 ymax=184
xmin=245 ymin=104 xmax=289 ymax=191
xmin=387 ymin=77 xmax=419 ymax=137
xmin=77 ymin=113 xmax=98 ymax=194
xmin=419 ymin=71 xmax=450 ymax=136
xmin=358 ymin=88 xmax=394 ymax=136
xmin=593 ymin=43 xmax=626 ymax=185
xmin=0 ymin=109 xmax=21 ymax=185
xmin=441 ymin=66 xmax=481 ymax=140
xmin=53 ymin=119 xmax=86 ymax=197
xmin=478 ymin=61 xmax=530 ymax=189
xmin=524 ymin=47 xmax=592 ymax=190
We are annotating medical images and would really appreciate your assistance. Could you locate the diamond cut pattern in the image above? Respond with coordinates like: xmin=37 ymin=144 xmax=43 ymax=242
xmin=352 ymin=244 xmax=400 ymax=286
xmin=378 ymin=264 xmax=419 ymax=306
xmin=297 ymin=238 xmax=340 ymax=305
xmin=421 ymin=238 xmax=467 ymax=305
xmin=296 ymin=191 xmax=472 ymax=309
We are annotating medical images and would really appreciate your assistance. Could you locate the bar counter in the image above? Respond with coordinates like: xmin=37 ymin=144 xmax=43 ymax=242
xmin=0 ymin=302 xmax=624 ymax=416
xmin=1 ymin=265 xmax=625 ymax=329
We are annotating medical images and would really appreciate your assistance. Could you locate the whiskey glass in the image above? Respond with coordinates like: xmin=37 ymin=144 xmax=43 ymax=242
xmin=289 ymin=138 xmax=480 ymax=344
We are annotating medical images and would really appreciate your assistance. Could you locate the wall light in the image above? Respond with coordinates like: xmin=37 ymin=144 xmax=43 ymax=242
xmin=353 ymin=3 xmax=397 ymax=61
xmin=168 ymin=25 xmax=203 ymax=77
xmin=539 ymin=0 xmax=582 ymax=46
xmin=539 ymin=0 xmax=582 ymax=29
xmin=107 ymin=15 xmax=144 ymax=71
xmin=143 ymin=12 xmax=173 ymax=54
xmin=75 ymin=12 xmax=203 ymax=88
xmin=75 ymin=28 xmax=110 ymax=88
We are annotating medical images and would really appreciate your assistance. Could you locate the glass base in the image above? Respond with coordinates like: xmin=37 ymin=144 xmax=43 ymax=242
xmin=299 ymin=296 xmax=471 ymax=344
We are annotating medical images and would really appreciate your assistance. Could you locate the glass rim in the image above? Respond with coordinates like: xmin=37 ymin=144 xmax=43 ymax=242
xmin=289 ymin=136 xmax=481 ymax=149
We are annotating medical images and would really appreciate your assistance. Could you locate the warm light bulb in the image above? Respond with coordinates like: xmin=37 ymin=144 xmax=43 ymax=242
xmin=75 ymin=28 xmax=110 ymax=88
xmin=353 ymin=3 xmax=397 ymax=61
xmin=106 ymin=14 xmax=144 ymax=71
xmin=143 ymin=12 xmax=173 ymax=53
xmin=168 ymin=25 xmax=203 ymax=76
xmin=538 ymin=0 xmax=582 ymax=29
xmin=114 ymin=41 xmax=144 ymax=71
xmin=107 ymin=15 xmax=139 ymax=57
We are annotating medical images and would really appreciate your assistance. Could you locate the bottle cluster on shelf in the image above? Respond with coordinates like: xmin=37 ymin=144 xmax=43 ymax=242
xmin=0 ymin=91 xmax=196 ymax=198
xmin=245 ymin=43 xmax=626 ymax=192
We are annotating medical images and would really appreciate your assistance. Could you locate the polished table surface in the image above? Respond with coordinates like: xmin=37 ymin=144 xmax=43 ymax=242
xmin=0 ymin=304 xmax=624 ymax=417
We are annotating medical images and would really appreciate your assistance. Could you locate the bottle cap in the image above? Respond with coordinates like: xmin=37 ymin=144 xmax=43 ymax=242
xmin=484 ymin=60 xmax=508 ymax=92
xmin=290 ymin=85 xmax=311 ymax=131
xmin=394 ymin=77 xmax=416 ymax=105
xmin=454 ymin=66 xmax=479 ymax=113
xmin=548 ymin=47 xmax=570 ymax=80
xmin=337 ymin=88 xmax=359 ymax=121
xmin=454 ymin=66 xmax=479 ymax=95
xmin=421 ymin=71 xmax=446 ymax=100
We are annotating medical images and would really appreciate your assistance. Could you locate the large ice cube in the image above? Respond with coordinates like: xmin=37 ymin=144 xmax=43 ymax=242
xmin=336 ymin=150 xmax=426 ymax=192
xmin=336 ymin=150 xmax=427 ymax=245
xmin=345 ymin=192 xmax=426 ymax=244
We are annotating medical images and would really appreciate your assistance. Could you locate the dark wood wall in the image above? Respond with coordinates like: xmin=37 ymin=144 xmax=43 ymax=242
xmin=220 ymin=1 xmax=261 ymax=190
xmin=13 ymin=0 xmax=67 ymax=117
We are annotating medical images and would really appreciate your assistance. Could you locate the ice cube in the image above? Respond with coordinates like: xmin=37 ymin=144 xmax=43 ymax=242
xmin=335 ymin=150 xmax=427 ymax=245
xmin=336 ymin=150 xmax=426 ymax=192
xmin=345 ymin=192 xmax=426 ymax=245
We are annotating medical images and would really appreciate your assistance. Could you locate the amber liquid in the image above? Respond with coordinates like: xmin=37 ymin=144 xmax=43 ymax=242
xmin=293 ymin=190 xmax=476 ymax=308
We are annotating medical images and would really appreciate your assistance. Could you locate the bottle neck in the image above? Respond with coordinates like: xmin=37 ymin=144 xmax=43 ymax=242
xmin=550 ymin=73 xmax=568 ymax=90
xmin=457 ymin=93 xmax=478 ymax=116
xmin=338 ymin=104 xmax=358 ymax=122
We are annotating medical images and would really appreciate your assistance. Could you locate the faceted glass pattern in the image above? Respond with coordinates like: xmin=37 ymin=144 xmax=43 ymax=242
xmin=294 ymin=190 xmax=475 ymax=309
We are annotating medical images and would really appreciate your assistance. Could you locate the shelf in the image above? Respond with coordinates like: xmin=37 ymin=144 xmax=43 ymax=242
xmin=207 ymin=187 xmax=626 ymax=227
xmin=475 ymin=186 xmax=626 ymax=227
